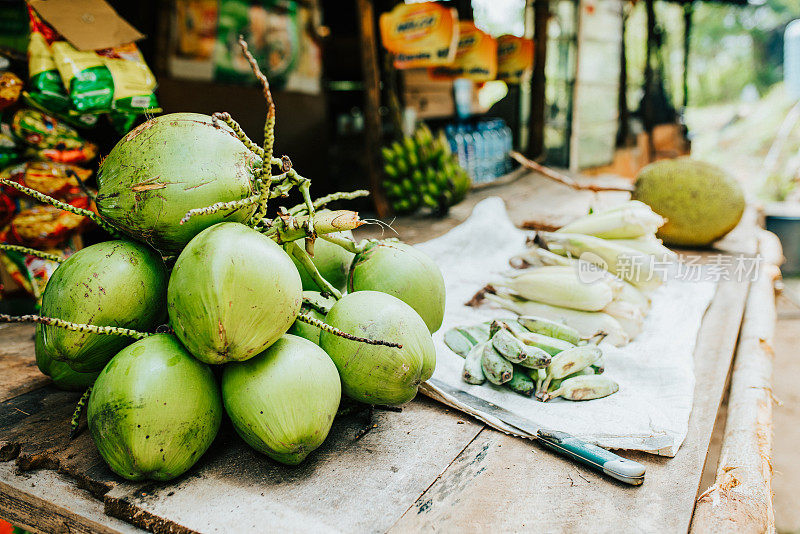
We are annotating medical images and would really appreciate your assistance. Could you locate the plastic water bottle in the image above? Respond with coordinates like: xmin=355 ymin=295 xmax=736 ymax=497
xmin=500 ymin=122 xmax=513 ymax=173
xmin=474 ymin=123 xmax=490 ymax=183
xmin=486 ymin=121 xmax=505 ymax=178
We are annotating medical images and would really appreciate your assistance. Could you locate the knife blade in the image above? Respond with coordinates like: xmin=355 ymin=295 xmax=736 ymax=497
xmin=429 ymin=378 xmax=646 ymax=485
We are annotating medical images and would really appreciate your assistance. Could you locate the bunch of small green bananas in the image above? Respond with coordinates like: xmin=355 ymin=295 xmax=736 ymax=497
xmin=381 ymin=125 xmax=471 ymax=215
xmin=445 ymin=317 xmax=619 ymax=401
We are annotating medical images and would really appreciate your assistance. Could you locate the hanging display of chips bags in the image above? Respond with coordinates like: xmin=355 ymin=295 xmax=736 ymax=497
xmin=25 ymin=5 xmax=72 ymax=115
xmin=1 ymin=161 xmax=91 ymax=199
xmin=496 ymin=35 xmax=534 ymax=84
xmin=429 ymin=21 xmax=497 ymax=82
xmin=379 ymin=2 xmax=459 ymax=69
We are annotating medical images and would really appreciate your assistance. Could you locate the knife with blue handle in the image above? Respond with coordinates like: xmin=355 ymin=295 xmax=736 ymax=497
xmin=428 ymin=378 xmax=646 ymax=485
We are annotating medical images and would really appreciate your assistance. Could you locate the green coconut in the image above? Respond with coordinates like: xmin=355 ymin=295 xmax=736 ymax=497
xmin=222 ymin=334 xmax=341 ymax=465
xmin=291 ymin=230 xmax=355 ymax=292
xmin=34 ymin=325 xmax=99 ymax=390
xmin=348 ymin=240 xmax=445 ymax=333
xmin=633 ymin=158 xmax=745 ymax=247
xmin=95 ymin=113 xmax=262 ymax=254
xmin=168 ymin=222 xmax=302 ymax=364
xmin=87 ymin=334 xmax=222 ymax=481
xmin=320 ymin=291 xmax=435 ymax=405
xmin=40 ymin=240 xmax=168 ymax=373
xmin=287 ymin=291 xmax=336 ymax=345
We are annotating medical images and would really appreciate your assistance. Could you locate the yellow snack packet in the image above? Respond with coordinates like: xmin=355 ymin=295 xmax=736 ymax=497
xmin=379 ymin=2 xmax=459 ymax=69
xmin=429 ymin=21 xmax=497 ymax=82
xmin=497 ymin=35 xmax=533 ymax=83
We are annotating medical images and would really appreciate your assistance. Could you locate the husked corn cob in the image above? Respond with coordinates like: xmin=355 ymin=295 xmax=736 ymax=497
xmin=538 ymin=232 xmax=663 ymax=291
xmin=602 ymin=299 xmax=645 ymax=338
xmin=609 ymin=237 xmax=676 ymax=261
xmin=495 ymin=266 xmax=614 ymax=312
xmin=557 ymin=204 xmax=665 ymax=239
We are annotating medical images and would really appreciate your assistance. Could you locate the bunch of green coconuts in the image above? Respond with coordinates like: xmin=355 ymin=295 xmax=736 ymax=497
xmin=2 ymin=40 xmax=446 ymax=481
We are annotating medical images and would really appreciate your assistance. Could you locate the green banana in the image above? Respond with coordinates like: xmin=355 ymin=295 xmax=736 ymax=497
xmin=463 ymin=341 xmax=487 ymax=384
xmin=491 ymin=328 xmax=527 ymax=363
xmin=539 ymin=345 xmax=602 ymax=395
xmin=545 ymin=375 xmax=619 ymax=401
xmin=481 ymin=343 xmax=513 ymax=385
xmin=506 ymin=365 xmax=535 ymax=396
xmin=519 ymin=316 xmax=582 ymax=345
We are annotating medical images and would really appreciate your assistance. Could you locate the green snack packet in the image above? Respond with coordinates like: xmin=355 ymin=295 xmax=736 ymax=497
xmin=51 ymin=41 xmax=114 ymax=112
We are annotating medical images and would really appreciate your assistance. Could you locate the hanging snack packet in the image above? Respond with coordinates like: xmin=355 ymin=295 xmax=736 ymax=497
xmin=11 ymin=109 xmax=98 ymax=164
xmin=0 ymin=72 xmax=23 ymax=111
xmin=0 ymin=123 xmax=22 ymax=168
xmin=51 ymin=40 xmax=114 ymax=112
xmin=98 ymin=43 xmax=158 ymax=113
xmin=1 ymin=161 xmax=91 ymax=199
xmin=26 ymin=5 xmax=71 ymax=114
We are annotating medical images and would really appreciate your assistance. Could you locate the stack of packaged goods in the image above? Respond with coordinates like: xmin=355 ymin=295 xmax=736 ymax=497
xmin=0 ymin=0 xmax=152 ymax=306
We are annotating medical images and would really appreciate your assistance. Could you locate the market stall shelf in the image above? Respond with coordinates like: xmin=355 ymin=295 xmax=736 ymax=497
xmin=0 ymin=172 xmax=774 ymax=533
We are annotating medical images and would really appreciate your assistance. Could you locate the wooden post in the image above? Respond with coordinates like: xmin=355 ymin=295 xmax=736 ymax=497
xmin=616 ymin=4 xmax=630 ymax=147
xmin=642 ymin=0 xmax=656 ymax=161
xmin=356 ymin=0 xmax=390 ymax=218
xmin=682 ymin=1 xmax=693 ymax=109
xmin=527 ymin=0 xmax=550 ymax=159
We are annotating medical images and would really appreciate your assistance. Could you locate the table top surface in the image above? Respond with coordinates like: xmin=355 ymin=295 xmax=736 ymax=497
xmin=0 ymin=171 xmax=760 ymax=534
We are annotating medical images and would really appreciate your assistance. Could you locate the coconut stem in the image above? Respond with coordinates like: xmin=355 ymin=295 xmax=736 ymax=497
xmin=0 ymin=179 xmax=121 ymax=238
xmin=238 ymin=36 xmax=277 ymax=227
xmin=302 ymin=295 xmax=334 ymax=315
xmin=291 ymin=189 xmax=370 ymax=215
xmin=212 ymin=112 xmax=264 ymax=158
xmin=296 ymin=313 xmax=403 ymax=348
xmin=264 ymin=210 xmax=363 ymax=244
xmin=318 ymin=233 xmax=369 ymax=254
xmin=69 ymin=387 xmax=92 ymax=439
xmin=0 ymin=244 xmax=64 ymax=263
xmin=0 ymin=314 xmax=151 ymax=339
xmin=285 ymin=241 xmax=342 ymax=300
xmin=180 ymin=192 xmax=262 ymax=225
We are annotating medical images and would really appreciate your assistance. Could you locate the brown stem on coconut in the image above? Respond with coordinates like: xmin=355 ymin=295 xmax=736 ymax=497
xmin=69 ymin=387 xmax=92 ymax=439
xmin=0 ymin=179 xmax=121 ymax=238
xmin=0 ymin=244 xmax=64 ymax=263
xmin=285 ymin=241 xmax=342 ymax=300
xmin=238 ymin=36 xmax=277 ymax=227
xmin=0 ymin=314 xmax=151 ymax=339
xmin=296 ymin=313 xmax=402 ymax=348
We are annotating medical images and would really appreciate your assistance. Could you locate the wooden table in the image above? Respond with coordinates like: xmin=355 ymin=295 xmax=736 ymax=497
xmin=0 ymin=172 xmax=772 ymax=533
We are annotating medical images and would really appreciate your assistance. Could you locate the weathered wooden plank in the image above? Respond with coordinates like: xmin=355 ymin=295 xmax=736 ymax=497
xmin=102 ymin=399 xmax=482 ymax=533
xmin=0 ymin=463 xmax=141 ymax=534
xmin=389 ymin=274 xmax=750 ymax=533
xmin=0 ymin=385 xmax=120 ymax=498
xmin=691 ymin=231 xmax=781 ymax=533
xmin=0 ymin=324 xmax=48 ymax=403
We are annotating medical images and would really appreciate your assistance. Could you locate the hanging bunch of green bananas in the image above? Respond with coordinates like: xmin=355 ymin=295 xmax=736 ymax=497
xmin=381 ymin=124 xmax=471 ymax=215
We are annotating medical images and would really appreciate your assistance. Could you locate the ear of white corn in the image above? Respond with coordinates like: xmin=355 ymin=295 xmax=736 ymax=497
xmin=608 ymin=236 xmax=676 ymax=261
xmin=484 ymin=292 xmax=630 ymax=347
xmin=557 ymin=204 xmax=666 ymax=239
xmin=538 ymin=232 xmax=663 ymax=291
xmin=495 ymin=266 xmax=614 ymax=312
xmin=602 ymin=299 xmax=645 ymax=338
